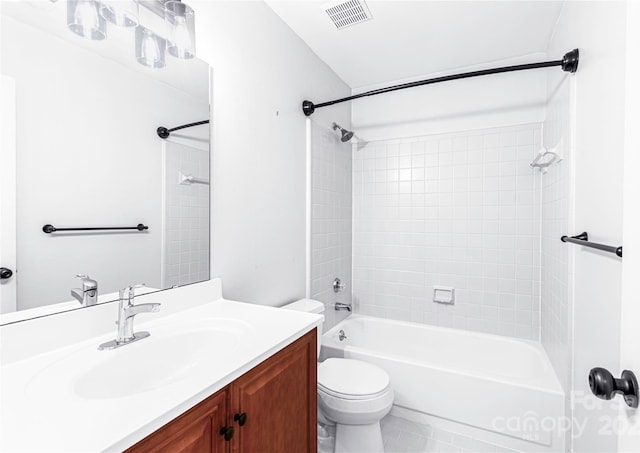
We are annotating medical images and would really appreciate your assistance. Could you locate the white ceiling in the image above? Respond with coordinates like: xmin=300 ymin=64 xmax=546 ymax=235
xmin=265 ymin=0 xmax=565 ymax=89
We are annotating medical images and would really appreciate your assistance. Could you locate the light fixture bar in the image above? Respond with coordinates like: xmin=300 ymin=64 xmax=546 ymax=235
xmin=137 ymin=0 xmax=170 ymax=17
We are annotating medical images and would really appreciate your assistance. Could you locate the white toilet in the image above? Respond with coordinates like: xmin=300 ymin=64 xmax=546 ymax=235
xmin=283 ymin=299 xmax=394 ymax=453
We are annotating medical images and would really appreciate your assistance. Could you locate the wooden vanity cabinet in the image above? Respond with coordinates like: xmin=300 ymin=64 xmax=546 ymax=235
xmin=230 ymin=328 xmax=317 ymax=453
xmin=125 ymin=389 xmax=228 ymax=453
xmin=125 ymin=329 xmax=317 ymax=453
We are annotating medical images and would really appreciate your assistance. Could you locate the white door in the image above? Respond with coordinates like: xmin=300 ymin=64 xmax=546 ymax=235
xmin=618 ymin=2 xmax=640 ymax=450
xmin=0 ymin=74 xmax=17 ymax=313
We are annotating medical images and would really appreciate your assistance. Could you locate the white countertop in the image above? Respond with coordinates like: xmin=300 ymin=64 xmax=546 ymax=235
xmin=0 ymin=297 xmax=322 ymax=452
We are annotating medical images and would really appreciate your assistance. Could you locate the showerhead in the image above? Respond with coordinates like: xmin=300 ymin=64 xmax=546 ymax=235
xmin=332 ymin=122 xmax=354 ymax=142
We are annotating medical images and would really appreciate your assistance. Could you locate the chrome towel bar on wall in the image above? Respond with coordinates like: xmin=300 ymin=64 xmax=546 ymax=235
xmin=42 ymin=224 xmax=149 ymax=234
xmin=561 ymin=232 xmax=622 ymax=257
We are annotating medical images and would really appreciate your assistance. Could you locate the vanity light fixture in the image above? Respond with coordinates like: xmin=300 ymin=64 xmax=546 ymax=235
xmin=164 ymin=0 xmax=195 ymax=59
xmin=65 ymin=0 xmax=198 ymax=66
xmin=99 ymin=0 xmax=139 ymax=27
xmin=67 ymin=0 xmax=107 ymax=40
xmin=135 ymin=26 xmax=166 ymax=69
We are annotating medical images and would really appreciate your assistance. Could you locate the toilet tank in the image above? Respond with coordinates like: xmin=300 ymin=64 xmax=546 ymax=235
xmin=282 ymin=299 xmax=325 ymax=358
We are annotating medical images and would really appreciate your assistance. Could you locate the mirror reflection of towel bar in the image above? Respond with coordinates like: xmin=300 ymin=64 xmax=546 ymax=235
xmin=43 ymin=224 xmax=148 ymax=234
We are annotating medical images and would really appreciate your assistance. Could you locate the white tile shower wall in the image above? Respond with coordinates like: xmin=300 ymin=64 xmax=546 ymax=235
xmin=163 ymin=142 xmax=210 ymax=288
xmin=541 ymin=79 xmax=572 ymax=394
xmin=310 ymin=121 xmax=352 ymax=330
xmin=353 ymin=124 xmax=541 ymax=340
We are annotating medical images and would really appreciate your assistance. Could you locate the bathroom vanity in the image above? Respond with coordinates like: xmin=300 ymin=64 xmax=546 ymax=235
xmin=0 ymin=280 xmax=321 ymax=452
xmin=126 ymin=329 xmax=317 ymax=453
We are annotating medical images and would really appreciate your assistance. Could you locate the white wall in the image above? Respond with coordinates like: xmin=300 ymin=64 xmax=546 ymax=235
xmin=543 ymin=2 xmax=626 ymax=452
xmin=193 ymin=1 xmax=351 ymax=306
xmin=540 ymin=77 xmax=573 ymax=453
xmin=309 ymin=121 xmax=352 ymax=330
xmin=540 ymin=86 xmax=572 ymax=394
xmin=619 ymin=2 xmax=640 ymax=451
xmin=2 ymin=15 xmax=208 ymax=310
xmin=352 ymin=54 xmax=548 ymax=142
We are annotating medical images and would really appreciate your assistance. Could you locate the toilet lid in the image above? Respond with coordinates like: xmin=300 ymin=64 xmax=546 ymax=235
xmin=318 ymin=358 xmax=390 ymax=399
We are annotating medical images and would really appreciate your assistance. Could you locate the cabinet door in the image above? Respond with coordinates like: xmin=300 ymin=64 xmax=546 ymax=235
xmin=231 ymin=329 xmax=317 ymax=453
xmin=126 ymin=388 xmax=229 ymax=453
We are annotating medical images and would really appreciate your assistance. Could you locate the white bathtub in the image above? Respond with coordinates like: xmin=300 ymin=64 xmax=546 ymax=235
xmin=320 ymin=315 xmax=565 ymax=452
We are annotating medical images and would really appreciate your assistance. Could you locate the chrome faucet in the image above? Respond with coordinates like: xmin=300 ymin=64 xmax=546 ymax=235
xmin=98 ymin=284 xmax=160 ymax=350
xmin=71 ymin=274 xmax=98 ymax=306
xmin=335 ymin=302 xmax=352 ymax=312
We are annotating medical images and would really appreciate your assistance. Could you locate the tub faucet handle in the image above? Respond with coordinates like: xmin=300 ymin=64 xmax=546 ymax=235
xmin=333 ymin=278 xmax=346 ymax=293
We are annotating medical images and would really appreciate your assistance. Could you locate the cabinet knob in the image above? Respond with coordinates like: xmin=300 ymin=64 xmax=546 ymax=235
xmin=234 ymin=412 xmax=247 ymax=426
xmin=219 ymin=426 xmax=235 ymax=441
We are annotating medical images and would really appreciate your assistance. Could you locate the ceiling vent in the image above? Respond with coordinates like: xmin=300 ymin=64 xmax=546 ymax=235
xmin=323 ymin=0 xmax=373 ymax=30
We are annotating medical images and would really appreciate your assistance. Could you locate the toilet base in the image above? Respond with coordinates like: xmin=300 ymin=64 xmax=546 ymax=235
xmin=335 ymin=421 xmax=384 ymax=453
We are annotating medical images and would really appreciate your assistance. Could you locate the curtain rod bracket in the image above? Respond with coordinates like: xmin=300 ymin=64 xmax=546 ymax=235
xmin=302 ymin=49 xmax=579 ymax=117
xmin=157 ymin=127 xmax=170 ymax=139
xmin=302 ymin=100 xmax=315 ymax=116
xmin=561 ymin=48 xmax=579 ymax=73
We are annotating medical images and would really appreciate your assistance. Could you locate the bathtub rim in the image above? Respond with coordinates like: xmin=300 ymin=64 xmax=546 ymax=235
xmin=322 ymin=314 xmax=564 ymax=395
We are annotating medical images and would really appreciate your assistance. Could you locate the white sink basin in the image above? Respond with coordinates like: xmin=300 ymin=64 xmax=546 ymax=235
xmin=26 ymin=318 xmax=256 ymax=401
xmin=76 ymin=328 xmax=239 ymax=399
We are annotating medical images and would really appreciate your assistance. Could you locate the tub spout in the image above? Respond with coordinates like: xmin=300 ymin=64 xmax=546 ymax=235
xmin=335 ymin=302 xmax=352 ymax=312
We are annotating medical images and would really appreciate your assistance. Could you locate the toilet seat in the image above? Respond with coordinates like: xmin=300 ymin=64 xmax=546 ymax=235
xmin=318 ymin=358 xmax=391 ymax=400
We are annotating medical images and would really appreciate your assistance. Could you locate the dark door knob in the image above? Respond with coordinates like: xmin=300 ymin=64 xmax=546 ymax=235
xmin=233 ymin=412 xmax=247 ymax=426
xmin=0 ymin=268 xmax=12 ymax=280
xmin=220 ymin=426 xmax=234 ymax=441
xmin=589 ymin=367 xmax=639 ymax=408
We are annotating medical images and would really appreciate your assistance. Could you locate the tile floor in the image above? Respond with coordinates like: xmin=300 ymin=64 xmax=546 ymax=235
xmin=318 ymin=414 xmax=519 ymax=453
xmin=381 ymin=415 xmax=517 ymax=453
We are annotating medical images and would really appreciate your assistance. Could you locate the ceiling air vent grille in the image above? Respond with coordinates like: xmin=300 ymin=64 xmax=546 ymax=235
xmin=323 ymin=0 xmax=373 ymax=30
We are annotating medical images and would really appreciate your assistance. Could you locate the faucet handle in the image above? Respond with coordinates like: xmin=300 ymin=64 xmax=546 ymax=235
xmin=75 ymin=274 xmax=97 ymax=291
xmin=119 ymin=283 xmax=146 ymax=301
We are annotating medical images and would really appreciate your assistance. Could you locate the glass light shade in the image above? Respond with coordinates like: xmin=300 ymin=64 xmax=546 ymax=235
xmin=135 ymin=26 xmax=166 ymax=69
xmin=164 ymin=0 xmax=195 ymax=59
xmin=67 ymin=0 xmax=107 ymax=40
xmin=99 ymin=0 xmax=139 ymax=27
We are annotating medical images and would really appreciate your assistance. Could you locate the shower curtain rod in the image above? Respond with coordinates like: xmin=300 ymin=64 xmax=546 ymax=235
xmin=302 ymin=49 xmax=579 ymax=116
xmin=157 ymin=120 xmax=210 ymax=139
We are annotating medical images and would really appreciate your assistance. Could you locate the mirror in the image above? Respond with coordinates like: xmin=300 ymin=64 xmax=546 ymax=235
xmin=0 ymin=1 xmax=210 ymax=323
